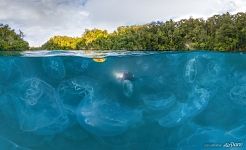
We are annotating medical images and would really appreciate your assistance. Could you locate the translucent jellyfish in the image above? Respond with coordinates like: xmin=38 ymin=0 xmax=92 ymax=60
xmin=185 ymin=87 xmax=210 ymax=114
xmin=159 ymin=87 xmax=210 ymax=128
xmin=64 ymin=57 xmax=90 ymax=74
xmin=158 ymin=103 xmax=187 ymax=128
xmin=36 ymin=114 xmax=69 ymax=135
xmin=11 ymin=78 xmax=68 ymax=135
xmin=207 ymin=62 xmax=220 ymax=75
xmin=231 ymin=72 xmax=246 ymax=86
xmin=230 ymin=85 xmax=246 ymax=105
xmin=42 ymin=57 xmax=65 ymax=80
xmin=198 ymin=59 xmax=223 ymax=89
xmin=167 ymin=122 xmax=201 ymax=146
xmin=0 ymin=136 xmax=29 ymax=150
xmin=227 ymin=125 xmax=246 ymax=139
xmin=63 ymin=125 xmax=89 ymax=141
xmin=143 ymin=92 xmax=176 ymax=111
xmin=178 ymin=128 xmax=241 ymax=150
xmin=77 ymin=98 xmax=142 ymax=136
xmin=184 ymin=58 xmax=197 ymax=83
xmin=122 ymin=80 xmax=134 ymax=97
xmin=76 ymin=59 xmax=90 ymax=70
xmin=58 ymin=76 xmax=98 ymax=114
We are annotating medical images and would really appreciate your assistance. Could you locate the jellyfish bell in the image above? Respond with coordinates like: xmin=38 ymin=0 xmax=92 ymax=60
xmin=230 ymin=85 xmax=246 ymax=105
xmin=184 ymin=58 xmax=197 ymax=83
xmin=178 ymin=128 xmax=240 ymax=150
xmin=0 ymin=136 xmax=30 ymax=150
xmin=42 ymin=57 xmax=66 ymax=80
xmin=76 ymin=97 xmax=142 ymax=137
xmin=141 ymin=91 xmax=177 ymax=122
xmin=158 ymin=87 xmax=210 ymax=128
xmin=11 ymin=78 xmax=69 ymax=135
xmin=58 ymin=76 xmax=99 ymax=114
xmin=143 ymin=92 xmax=176 ymax=111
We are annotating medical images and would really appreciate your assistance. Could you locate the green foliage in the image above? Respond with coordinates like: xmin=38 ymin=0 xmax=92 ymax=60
xmin=0 ymin=24 xmax=29 ymax=51
xmin=41 ymin=12 xmax=246 ymax=51
xmin=77 ymin=29 xmax=109 ymax=50
xmin=42 ymin=36 xmax=80 ymax=50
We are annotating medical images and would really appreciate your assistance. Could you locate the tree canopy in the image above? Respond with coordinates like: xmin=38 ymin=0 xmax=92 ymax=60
xmin=1 ymin=12 xmax=246 ymax=51
xmin=0 ymin=24 xmax=29 ymax=51
xmin=41 ymin=12 xmax=246 ymax=51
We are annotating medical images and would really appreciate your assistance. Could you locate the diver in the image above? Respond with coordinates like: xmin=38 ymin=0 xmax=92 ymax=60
xmin=115 ymin=71 xmax=135 ymax=81
xmin=122 ymin=72 xmax=135 ymax=81
xmin=114 ymin=71 xmax=135 ymax=97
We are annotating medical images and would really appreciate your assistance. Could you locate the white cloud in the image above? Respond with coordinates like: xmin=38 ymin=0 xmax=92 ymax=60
xmin=0 ymin=0 xmax=89 ymax=46
xmin=0 ymin=0 xmax=245 ymax=47
xmin=85 ymin=0 xmax=246 ymax=24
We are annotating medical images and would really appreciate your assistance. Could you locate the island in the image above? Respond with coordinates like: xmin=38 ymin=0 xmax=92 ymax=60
xmin=0 ymin=12 xmax=246 ymax=51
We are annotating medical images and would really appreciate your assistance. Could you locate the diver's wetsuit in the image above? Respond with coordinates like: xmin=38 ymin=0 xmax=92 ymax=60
xmin=121 ymin=72 xmax=135 ymax=81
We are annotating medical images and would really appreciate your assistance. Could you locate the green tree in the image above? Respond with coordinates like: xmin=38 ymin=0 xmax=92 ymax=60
xmin=40 ymin=12 xmax=246 ymax=51
xmin=0 ymin=24 xmax=29 ymax=51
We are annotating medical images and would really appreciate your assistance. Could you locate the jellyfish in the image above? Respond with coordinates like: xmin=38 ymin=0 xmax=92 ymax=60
xmin=140 ymin=91 xmax=176 ymax=122
xmin=63 ymin=125 xmax=89 ymax=141
xmin=158 ymin=87 xmax=210 ymax=128
xmin=77 ymin=97 xmax=142 ymax=137
xmin=64 ymin=57 xmax=90 ymax=75
xmin=11 ymin=78 xmax=68 ymax=135
xmin=122 ymin=80 xmax=134 ymax=97
xmin=184 ymin=58 xmax=197 ymax=83
xmin=177 ymin=128 xmax=241 ymax=150
xmin=198 ymin=59 xmax=223 ymax=89
xmin=58 ymin=76 xmax=98 ymax=114
xmin=230 ymin=85 xmax=246 ymax=105
xmin=0 ymin=136 xmax=29 ymax=150
xmin=79 ymin=59 xmax=90 ymax=70
xmin=42 ymin=57 xmax=65 ymax=80
xmin=143 ymin=92 xmax=176 ymax=111
xmin=207 ymin=62 xmax=220 ymax=76
xmin=227 ymin=125 xmax=246 ymax=140
xmin=158 ymin=103 xmax=187 ymax=128
xmin=185 ymin=87 xmax=210 ymax=114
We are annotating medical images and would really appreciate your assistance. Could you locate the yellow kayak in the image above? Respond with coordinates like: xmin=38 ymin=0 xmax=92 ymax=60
xmin=92 ymin=57 xmax=106 ymax=63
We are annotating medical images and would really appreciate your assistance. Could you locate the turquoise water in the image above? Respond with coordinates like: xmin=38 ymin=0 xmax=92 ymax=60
xmin=0 ymin=50 xmax=246 ymax=150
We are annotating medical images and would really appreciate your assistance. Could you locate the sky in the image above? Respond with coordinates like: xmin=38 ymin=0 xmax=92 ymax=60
xmin=0 ymin=0 xmax=245 ymax=47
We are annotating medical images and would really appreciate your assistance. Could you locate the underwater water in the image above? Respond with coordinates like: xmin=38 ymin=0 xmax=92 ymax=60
xmin=0 ymin=50 xmax=246 ymax=150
